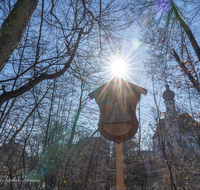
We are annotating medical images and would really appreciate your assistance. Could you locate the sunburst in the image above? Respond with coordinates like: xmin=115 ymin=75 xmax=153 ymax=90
xmin=106 ymin=54 xmax=131 ymax=79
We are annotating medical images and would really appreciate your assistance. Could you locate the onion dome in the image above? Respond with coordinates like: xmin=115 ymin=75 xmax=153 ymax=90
xmin=162 ymin=84 xmax=175 ymax=101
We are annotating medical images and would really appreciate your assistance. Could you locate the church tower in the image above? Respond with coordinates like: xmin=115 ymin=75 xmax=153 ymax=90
xmin=153 ymin=84 xmax=180 ymax=157
xmin=162 ymin=84 xmax=176 ymax=117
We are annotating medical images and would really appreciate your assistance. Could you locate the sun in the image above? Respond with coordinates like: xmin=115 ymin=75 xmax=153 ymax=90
xmin=109 ymin=56 xmax=129 ymax=78
xmin=103 ymin=51 xmax=137 ymax=80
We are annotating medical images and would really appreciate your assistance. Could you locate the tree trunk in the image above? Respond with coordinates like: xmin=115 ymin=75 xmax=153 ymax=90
xmin=0 ymin=0 xmax=39 ymax=72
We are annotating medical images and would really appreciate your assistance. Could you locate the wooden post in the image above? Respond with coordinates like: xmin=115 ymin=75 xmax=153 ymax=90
xmin=116 ymin=142 xmax=124 ymax=190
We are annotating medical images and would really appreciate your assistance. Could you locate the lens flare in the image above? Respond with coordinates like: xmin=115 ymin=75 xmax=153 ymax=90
xmin=132 ymin=39 xmax=141 ymax=49
xmin=154 ymin=0 xmax=171 ymax=15
xmin=57 ymin=139 xmax=63 ymax=146
xmin=87 ymin=100 xmax=92 ymax=105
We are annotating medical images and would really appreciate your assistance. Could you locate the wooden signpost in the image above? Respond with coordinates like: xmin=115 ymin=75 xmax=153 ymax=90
xmin=88 ymin=78 xmax=147 ymax=190
xmin=116 ymin=142 xmax=124 ymax=190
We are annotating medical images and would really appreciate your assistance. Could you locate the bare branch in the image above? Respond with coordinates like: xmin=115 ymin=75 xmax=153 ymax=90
xmin=0 ymin=29 xmax=84 ymax=107
xmin=172 ymin=49 xmax=200 ymax=92
xmin=171 ymin=1 xmax=200 ymax=61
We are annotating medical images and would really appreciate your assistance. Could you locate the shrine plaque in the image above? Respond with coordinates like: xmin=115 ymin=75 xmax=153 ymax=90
xmin=88 ymin=78 xmax=147 ymax=144
xmin=104 ymin=124 xmax=132 ymax=136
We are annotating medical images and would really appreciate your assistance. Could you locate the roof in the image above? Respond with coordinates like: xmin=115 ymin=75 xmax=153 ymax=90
xmin=177 ymin=113 xmax=200 ymax=135
xmin=88 ymin=78 xmax=147 ymax=100
xmin=153 ymin=113 xmax=200 ymax=139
